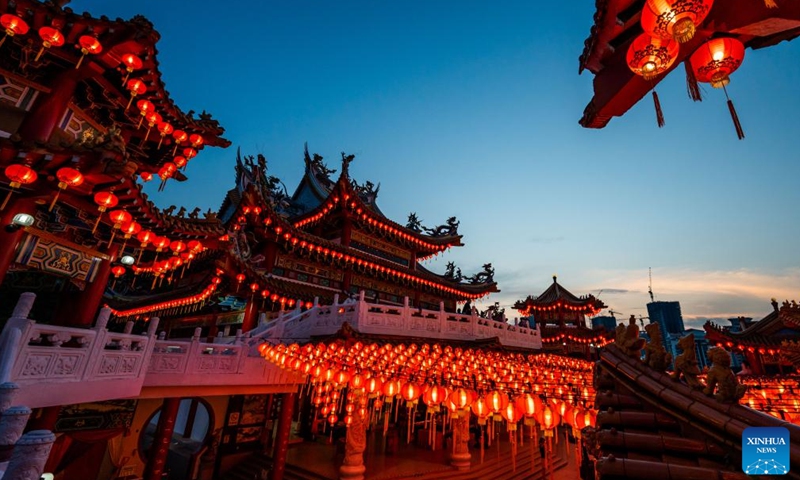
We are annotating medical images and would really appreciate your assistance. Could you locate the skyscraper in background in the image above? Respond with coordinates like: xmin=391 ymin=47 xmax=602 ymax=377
xmin=648 ymin=301 xmax=685 ymax=352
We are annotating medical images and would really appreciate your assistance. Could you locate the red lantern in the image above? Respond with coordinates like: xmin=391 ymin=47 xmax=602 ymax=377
xmin=625 ymin=33 xmax=679 ymax=128
xmin=35 ymin=26 xmax=63 ymax=61
xmin=249 ymin=282 xmax=259 ymax=293
xmin=501 ymin=402 xmax=521 ymax=429
xmin=0 ymin=14 xmax=29 ymax=49
xmin=183 ymin=147 xmax=197 ymax=160
xmin=169 ymin=240 xmax=186 ymax=255
xmin=401 ymin=382 xmax=421 ymax=403
xmin=485 ymin=390 xmax=509 ymax=413
xmin=136 ymin=100 xmax=155 ymax=128
xmin=49 ymin=167 xmax=83 ymax=211
xmin=173 ymin=156 xmax=187 ymax=168
xmin=382 ymin=379 xmax=401 ymax=398
xmin=143 ymin=111 xmax=162 ymax=141
xmin=121 ymin=221 xmax=141 ymax=239
xmin=422 ymin=385 xmax=447 ymax=407
xmin=154 ymin=236 xmax=170 ymax=252
xmin=156 ymin=122 xmax=173 ymax=148
xmin=139 ymin=172 xmax=153 ymax=182
xmin=91 ymin=191 xmax=119 ymax=233
xmin=107 ymin=209 xmax=132 ymax=246
xmin=2 ymin=164 xmax=37 ymax=210
xmin=641 ymin=0 xmax=713 ymax=44
xmin=690 ymin=37 xmax=746 ymax=139
xmin=111 ymin=265 xmax=125 ymax=277
xmin=126 ymin=78 xmax=146 ymax=109
xmin=75 ymin=35 xmax=102 ymax=69
xmin=449 ymin=388 xmax=472 ymax=410
xmin=121 ymin=53 xmax=142 ymax=83
xmin=189 ymin=134 xmax=203 ymax=148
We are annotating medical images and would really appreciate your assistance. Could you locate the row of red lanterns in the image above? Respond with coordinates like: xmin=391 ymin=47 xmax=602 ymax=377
xmin=1 ymin=164 xmax=84 ymax=211
xmin=109 ymin=276 xmax=221 ymax=317
xmin=519 ymin=301 xmax=602 ymax=316
xmin=626 ymin=0 xmax=747 ymax=138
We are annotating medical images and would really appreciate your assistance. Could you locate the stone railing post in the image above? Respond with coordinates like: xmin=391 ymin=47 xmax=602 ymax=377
xmin=450 ymin=410 xmax=471 ymax=470
xmin=3 ymin=430 xmax=56 ymax=480
xmin=339 ymin=393 xmax=367 ymax=480
xmin=313 ymin=296 xmax=319 ymax=307
xmin=0 ymin=382 xmax=19 ymax=412
xmin=0 ymin=293 xmax=36 ymax=384
xmin=333 ymin=294 xmax=340 ymax=306
xmin=147 ymin=318 xmax=160 ymax=338
xmin=124 ymin=321 xmax=134 ymax=334
xmin=0 ymin=405 xmax=32 ymax=462
xmin=11 ymin=292 xmax=35 ymax=319
xmin=358 ymin=290 xmax=365 ymax=303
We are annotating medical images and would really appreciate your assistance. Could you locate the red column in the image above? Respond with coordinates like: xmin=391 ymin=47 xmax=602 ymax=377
xmin=17 ymin=70 xmax=80 ymax=143
xmin=270 ymin=392 xmax=296 ymax=480
xmin=65 ymin=244 xmax=118 ymax=326
xmin=25 ymin=405 xmax=61 ymax=432
xmin=0 ymin=198 xmax=37 ymax=287
xmin=144 ymin=397 xmax=181 ymax=480
xmin=241 ymin=296 xmax=259 ymax=332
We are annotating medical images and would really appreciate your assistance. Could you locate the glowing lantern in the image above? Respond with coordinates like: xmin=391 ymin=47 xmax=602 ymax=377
xmin=120 ymin=221 xmax=141 ymax=247
xmin=625 ymin=32 xmax=679 ymax=128
xmin=501 ymin=402 xmax=521 ymax=429
xmin=0 ymin=14 xmax=29 ymax=49
xmin=136 ymin=100 xmax=155 ymax=128
xmin=126 ymin=78 xmax=146 ymax=109
xmin=485 ymin=390 xmax=509 ymax=414
xmin=401 ymin=382 xmax=421 ymax=403
xmin=156 ymin=122 xmax=173 ymax=149
xmin=143 ymin=111 xmax=162 ymax=141
xmin=382 ymin=379 xmax=401 ymax=398
xmin=154 ymin=236 xmax=170 ymax=253
xmin=349 ymin=373 xmax=366 ymax=390
xmin=183 ymin=148 xmax=197 ymax=160
xmin=49 ymin=167 xmax=83 ymax=211
xmin=449 ymin=388 xmax=471 ymax=410
xmin=171 ymin=130 xmax=188 ymax=155
xmin=539 ymin=405 xmax=560 ymax=435
xmin=515 ymin=394 xmax=540 ymax=418
xmin=110 ymin=265 xmax=125 ymax=288
xmin=75 ymin=35 xmax=102 ymax=69
xmin=121 ymin=53 xmax=142 ymax=83
xmin=136 ymin=229 xmax=154 ymax=262
xmin=173 ymin=156 xmax=187 ymax=168
xmin=107 ymin=209 xmax=132 ymax=246
xmin=690 ymin=37 xmax=746 ymax=139
xmin=248 ymin=282 xmax=259 ymax=294
xmin=189 ymin=133 xmax=203 ymax=148
xmin=169 ymin=240 xmax=186 ymax=255
xmin=2 ymin=164 xmax=37 ymax=210
xmin=35 ymin=26 xmax=63 ymax=61
xmin=91 ymin=191 xmax=119 ymax=233
xmin=423 ymin=385 xmax=447 ymax=407
xmin=641 ymin=0 xmax=713 ymax=44
xmin=470 ymin=396 xmax=491 ymax=424
xmin=327 ymin=414 xmax=338 ymax=426
xmin=366 ymin=377 xmax=383 ymax=396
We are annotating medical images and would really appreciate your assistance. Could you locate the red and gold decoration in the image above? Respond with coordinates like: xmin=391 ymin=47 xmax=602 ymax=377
xmin=110 ymin=276 xmax=221 ymax=317
xmin=2 ymin=164 xmax=37 ymax=210
xmin=626 ymin=33 xmax=679 ymax=127
xmin=171 ymin=129 xmax=187 ymax=155
xmin=0 ymin=13 xmax=29 ymax=48
xmin=107 ymin=209 xmax=132 ymax=246
xmin=35 ymin=26 xmax=64 ymax=61
xmin=156 ymin=121 xmax=173 ymax=148
xmin=125 ymin=78 xmax=147 ymax=109
xmin=120 ymin=53 xmax=142 ymax=83
xmin=75 ymin=35 xmax=102 ymax=69
xmin=136 ymin=100 xmax=155 ymax=128
xmin=91 ymin=191 xmax=119 ymax=233
xmin=49 ymin=167 xmax=83 ymax=211
xmin=641 ymin=0 xmax=714 ymax=44
xmin=690 ymin=37 xmax=746 ymax=139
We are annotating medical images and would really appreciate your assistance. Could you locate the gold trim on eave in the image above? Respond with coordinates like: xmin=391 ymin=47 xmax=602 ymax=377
xmin=23 ymin=226 xmax=111 ymax=261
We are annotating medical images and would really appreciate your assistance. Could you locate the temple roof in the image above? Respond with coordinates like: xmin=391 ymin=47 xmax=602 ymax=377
xmin=578 ymin=0 xmax=800 ymax=128
xmin=514 ymin=276 xmax=606 ymax=311
xmin=704 ymin=301 xmax=800 ymax=348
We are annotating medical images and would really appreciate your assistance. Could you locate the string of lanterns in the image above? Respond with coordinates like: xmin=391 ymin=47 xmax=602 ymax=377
xmin=517 ymin=300 xmax=603 ymax=317
xmin=738 ymin=376 xmax=800 ymax=423
xmin=109 ymin=276 xmax=221 ymax=318
xmin=540 ymin=333 xmax=612 ymax=347
xmin=625 ymin=0 xmax=749 ymax=138
xmin=260 ymin=340 xmax=597 ymax=452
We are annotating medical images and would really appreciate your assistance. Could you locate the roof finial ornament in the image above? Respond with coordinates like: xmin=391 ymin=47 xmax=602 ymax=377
xmin=771 ymin=297 xmax=779 ymax=312
xmin=552 ymin=274 xmax=558 ymax=283
xmin=341 ymin=152 xmax=355 ymax=176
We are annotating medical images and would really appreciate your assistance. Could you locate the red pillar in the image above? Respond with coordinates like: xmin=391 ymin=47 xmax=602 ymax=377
xmin=0 ymin=198 xmax=36 ymax=287
xmin=144 ymin=397 xmax=181 ymax=480
xmin=25 ymin=405 xmax=61 ymax=432
xmin=17 ymin=71 xmax=80 ymax=143
xmin=65 ymin=244 xmax=118 ymax=326
xmin=242 ymin=296 xmax=259 ymax=332
xmin=270 ymin=392 xmax=296 ymax=480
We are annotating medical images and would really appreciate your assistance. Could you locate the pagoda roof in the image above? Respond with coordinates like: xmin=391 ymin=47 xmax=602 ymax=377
xmin=513 ymin=276 xmax=606 ymax=311
xmin=704 ymin=301 xmax=800 ymax=349
xmin=578 ymin=0 xmax=800 ymax=129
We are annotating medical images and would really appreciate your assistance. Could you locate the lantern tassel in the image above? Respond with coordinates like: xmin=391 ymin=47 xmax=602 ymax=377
xmin=0 ymin=189 xmax=13 ymax=210
xmin=652 ymin=91 xmax=665 ymax=128
xmin=108 ymin=229 xmax=117 ymax=248
xmin=75 ymin=53 xmax=86 ymax=70
xmin=0 ymin=35 xmax=7 ymax=49
xmin=126 ymin=95 xmax=135 ymax=110
xmin=138 ymin=116 xmax=145 ymax=129
xmin=764 ymin=0 xmax=778 ymax=7
xmin=48 ymin=190 xmax=62 ymax=212
xmin=727 ymin=99 xmax=745 ymax=140
xmin=684 ymin=59 xmax=702 ymax=102
xmin=34 ymin=46 xmax=45 ymax=62
xmin=92 ymin=215 xmax=102 ymax=234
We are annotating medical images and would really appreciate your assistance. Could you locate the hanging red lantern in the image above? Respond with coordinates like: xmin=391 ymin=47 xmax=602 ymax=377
xmin=249 ymin=282 xmax=259 ymax=293
xmin=139 ymin=172 xmax=153 ymax=182
xmin=136 ymin=100 xmax=155 ymax=128
xmin=501 ymin=402 xmax=521 ymax=430
xmin=107 ymin=210 xmax=132 ymax=244
xmin=111 ymin=265 xmax=126 ymax=278
xmin=626 ymin=33 xmax=679 ymax=127
xmin=382 ymin=379 xmax=401 ymax=398
xmin=187 ymin=240 xmax=203 ymax=252
xmin=2 ymin=164 xmax=37 ymax=210
xmin=189 ymin=134 xmax=203 ymax=148
xmin=183 ymin=147 xmax=197 ymax=160
xmin=0 ymin=14 xmax=29 ymax=49
xmin=169 ymin=240 xmax=186 ymax=255
xmin=422 ymin=385 xmax=447 ymax=407
xmin=75 ymin=35 xmax=102 ymax=69
xmin=49 ymin=167 xmax=83 ymax=211
xmin=171 ymin=129 xmax=188 ymax=155
xmin=35 ymin=26 xmax=63 ymax=61
xmin=401 ymin=382 xmax=421 ymax=403
xmin=641 ymin=0 xmax=713 ymax=44
xmin=142 ymin=111 xmax=162 ymax=141
xmin=470 ymin=396 xmax=490 ymax=424
xmin=485 ymin=390 xmax=509 ymax=414
xmin=120 ymin=221 xmax=141 ymax=239
xmin=121 ymin=53 xmax=142 ymax=83
xmin=173 ymin=156 xmax=187 ymax=168
xmin=156 ymin=122 xmax=173 ymax=149
xmin=91 ymin=191 xmax=119 ymax=233
xmin=126 ymin=78 xmax=146 ymax=109
xmin=690 ymin=37 xmax=746 ymax=139
xmin=449 ymin=388 xmax=472 ymax=410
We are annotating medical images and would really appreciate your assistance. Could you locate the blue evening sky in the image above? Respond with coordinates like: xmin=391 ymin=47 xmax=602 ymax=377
xmin=74 ymin=0 xmax=800 ymax=326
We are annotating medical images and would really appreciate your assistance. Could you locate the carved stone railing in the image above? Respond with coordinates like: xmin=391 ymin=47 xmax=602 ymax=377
xmin=262 ymin=291 xmax=542 ymax=350
xmin=0 ymin=293 xmax=159 ymax=408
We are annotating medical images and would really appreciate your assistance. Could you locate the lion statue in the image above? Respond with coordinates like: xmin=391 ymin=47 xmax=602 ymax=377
xmin=616 ymin=315 xmax=646 ymax=358
xmin=671 ymin=334 xmax=703 ymax=389
xmin=643 ymin=322 xmax=672 ymax=371
xmin=704 ymin=347 xmax=747 ymax=403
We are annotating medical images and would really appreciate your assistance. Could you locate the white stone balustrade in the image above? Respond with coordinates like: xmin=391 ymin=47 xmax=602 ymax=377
xmin=258 ymin=291 xmax=542 ymax=350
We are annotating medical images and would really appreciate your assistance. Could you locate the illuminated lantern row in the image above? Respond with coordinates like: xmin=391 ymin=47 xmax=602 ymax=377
xmin=690 ymin=37 xmax=746 ymax=139
xmin=518 ymin=300 xmax=603 ymax=317
xmin=541 ymin=333 xmax=612 ymax=348
xmin=109 ymin=276 xmax=221 ymax=317
xmin=1 ymin=163 xmax=37 ymax=210
xmin=738 ymin=377 xmax=800 ymax=425
xmin=261 ymin=340 xmax=597 ymax=435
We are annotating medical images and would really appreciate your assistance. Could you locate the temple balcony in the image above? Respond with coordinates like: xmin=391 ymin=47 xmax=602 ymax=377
xmin=0 ymin=293 xmax=301 ymax=409
xmin=257 ymin=291 xmax=542 ymax=350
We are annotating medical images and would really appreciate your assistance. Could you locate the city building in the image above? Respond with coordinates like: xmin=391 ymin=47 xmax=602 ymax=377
xmin=592 ymin=315 xmax=617 ymax=332
xmin=647 ymin=301 xmax=685 ymax=353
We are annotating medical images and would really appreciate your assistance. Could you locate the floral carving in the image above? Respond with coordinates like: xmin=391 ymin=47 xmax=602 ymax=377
xmin=20 ymin=355 xmax=50 ymax=377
